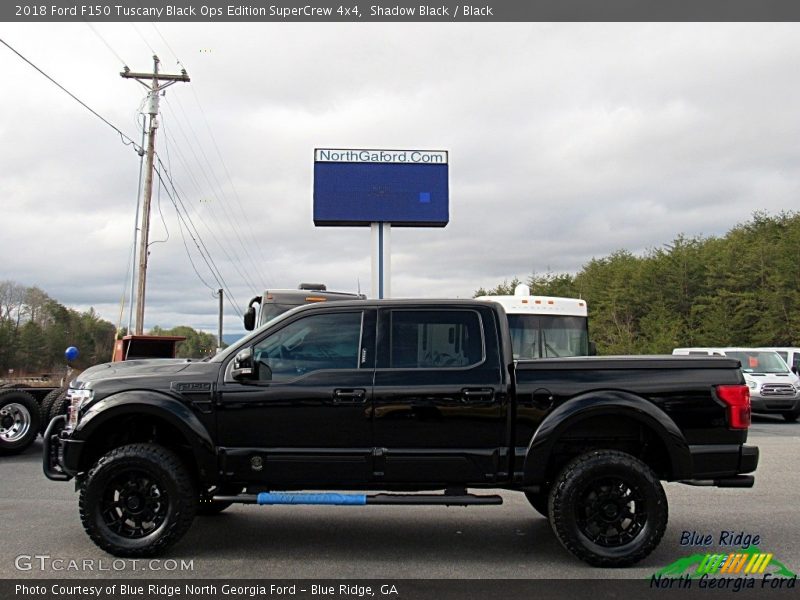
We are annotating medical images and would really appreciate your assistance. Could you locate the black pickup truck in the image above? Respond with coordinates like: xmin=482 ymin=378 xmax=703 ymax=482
xmin=44 ymin=300 xmax=758 ymax=567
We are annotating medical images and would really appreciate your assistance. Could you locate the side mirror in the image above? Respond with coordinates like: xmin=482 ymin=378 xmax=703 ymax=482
xmin=243 ymin=307 xmax=256 ymax=331
xmin=588 ymin=341 xmax=598 ymax=356
xmin=232 ymin=347 xmax=255 ymax=381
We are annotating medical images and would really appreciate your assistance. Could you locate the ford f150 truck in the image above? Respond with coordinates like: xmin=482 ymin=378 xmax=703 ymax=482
xmin=44 ymin=300 xmax=758 ymax=567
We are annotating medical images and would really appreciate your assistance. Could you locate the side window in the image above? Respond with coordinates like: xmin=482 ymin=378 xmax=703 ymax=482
xmin=252 ymin=312 xmax=362 ymax=381
xmin=389 ymin=310 xmax=483 ymax=369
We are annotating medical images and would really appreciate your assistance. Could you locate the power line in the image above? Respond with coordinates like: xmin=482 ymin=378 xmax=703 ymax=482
xmin=130 ymin=23 xmax=157 ymax=56
xmin=160 ymin=115 xmax=262 ymax=294
xmin=150 ymin=23 xmax=184 ymax=69
xmin=189 ymin=85 xmax=277 ymax=287
xmin=163 ymin=95 xmax=272 ymax=288
xmin=84 ymin=22 xmax=128 ymax=68
xmin=0 ymin=37 xmax=141 ymax=153
xmin=154 ymin=157 xmax=244 ymax=318
xmin=155 ymin=160 xmax=243 ymax=316
xmin=134 ymin=23 xmax=274 ymax=289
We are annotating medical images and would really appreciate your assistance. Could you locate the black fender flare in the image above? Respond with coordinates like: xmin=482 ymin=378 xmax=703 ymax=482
xmin=74 ymin=391 xmax=217 ymax=481
xmin=522 ymin=390 xmax=692 ymax=484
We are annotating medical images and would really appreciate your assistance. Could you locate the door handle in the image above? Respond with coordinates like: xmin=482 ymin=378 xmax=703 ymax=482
xmin=333 ymin=388 xmax=367 ymax=403
xmin=461 ymin=388 xmax=494 ymax=403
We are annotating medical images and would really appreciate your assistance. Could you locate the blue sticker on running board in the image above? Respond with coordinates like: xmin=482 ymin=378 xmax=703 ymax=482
xmin=256 ymin=492 xmax=367 ymax=505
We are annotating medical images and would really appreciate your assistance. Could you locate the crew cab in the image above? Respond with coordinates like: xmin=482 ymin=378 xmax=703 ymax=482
xmin=44 ymin=300 xmax=758 ymax=567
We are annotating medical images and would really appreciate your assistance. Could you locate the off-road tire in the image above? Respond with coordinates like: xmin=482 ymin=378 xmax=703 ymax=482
xmin=0 ymin=389 xmax=41 ymax=455
xmin=49 ymin=391 xmax=71 ymax=423
xmin=79 ymin=443 xmax=197 ymax=557
xmin=548 ymin=450 xmax=668 ymax=567
xmin=782 ymin=411 xmax=799 ymax=423
xmin=524 ymin=489 xmax=549 ymax=517
xmin=39 ymin=388 xmax=67 ymax=433
xmin=197 ymin=484 xmax=244 ymax=516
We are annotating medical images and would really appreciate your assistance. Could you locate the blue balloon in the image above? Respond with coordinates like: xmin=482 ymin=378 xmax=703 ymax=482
xmin=65 ymin=346 xmax=79 ymax=362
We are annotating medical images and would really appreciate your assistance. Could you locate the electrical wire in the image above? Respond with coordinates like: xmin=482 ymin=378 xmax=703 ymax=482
xmin=0 ymin=37 xmax=142 ymax=154
xmin=130 ymin=23 xmax=158 ymax=56
xmin=154 ymin=158 xmax=244 ymax=317
xmin=162 ymin=96 xmax=271 ymax=289
xmin=160 ymin=115 xmax=261 ymax=294
xmin=136 ymin=22 xmax=274 ymax=290
xmin=84 ymin=22 xmax=128 ymax=68
xmin=160 ymin=100 xmax=264 ymax=292
xmin=190 ymin=85 xmax=277 ymax=287
xmin=150 ymin=23 xmax=184 ymax=69
xmin=148 ymin=165 xmax=171 ymax=247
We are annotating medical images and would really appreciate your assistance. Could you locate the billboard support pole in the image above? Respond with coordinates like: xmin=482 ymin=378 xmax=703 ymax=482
xmin=371 ymin=222 xmax=391 ymax=299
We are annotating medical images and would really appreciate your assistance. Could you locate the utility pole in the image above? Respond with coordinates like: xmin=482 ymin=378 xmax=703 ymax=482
xmin=217 ymin=289 xmax=223 ymax=353
xmin=122 ymin=56 xmax=190 ymax=335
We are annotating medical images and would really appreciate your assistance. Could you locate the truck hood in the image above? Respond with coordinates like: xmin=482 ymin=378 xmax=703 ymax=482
xmin=73 ymin=359 xmax=199 ymax=387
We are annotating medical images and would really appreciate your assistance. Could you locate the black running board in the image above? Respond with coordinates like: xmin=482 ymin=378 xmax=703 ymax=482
xmin=213 ymin=491 xmax=503 ymax=506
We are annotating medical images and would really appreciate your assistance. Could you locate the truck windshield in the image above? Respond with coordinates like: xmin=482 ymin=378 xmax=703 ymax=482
xmin=725 ymin=351 xmax=791 ymax=374
xmin=507 ymin=314 xmax=589 ymax=359
xmin=259 ymin=303 xmax=300 ymax=327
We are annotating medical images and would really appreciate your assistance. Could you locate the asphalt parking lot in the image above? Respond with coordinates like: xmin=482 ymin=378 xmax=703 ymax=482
xmin=1 ymin=415 xmax=798 ymax=580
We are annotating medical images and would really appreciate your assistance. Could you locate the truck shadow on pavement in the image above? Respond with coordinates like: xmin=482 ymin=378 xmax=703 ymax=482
xmin=179 ymin=506 xmax=566 ymax=568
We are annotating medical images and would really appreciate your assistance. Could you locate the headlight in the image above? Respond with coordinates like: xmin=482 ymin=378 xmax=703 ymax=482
xmin=746 ymin=380 xmax=758 ymax=390
xmin=65 ymin=388 xmax=93 ymax=432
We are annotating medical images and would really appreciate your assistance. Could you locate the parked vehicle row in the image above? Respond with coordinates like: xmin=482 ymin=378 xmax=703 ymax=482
xmin=673 ymin=347 xmax=800 ymax=422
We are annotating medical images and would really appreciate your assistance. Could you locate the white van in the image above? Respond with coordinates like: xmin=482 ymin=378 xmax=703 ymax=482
xmin=750 ymin=347 xmax=800 ymax=376
xmin=673 ymin=348 xmax=800 ymax=422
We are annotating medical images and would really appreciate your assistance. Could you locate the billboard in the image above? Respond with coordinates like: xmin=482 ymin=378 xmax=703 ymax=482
xmin=313 ymin=148 xmax=449 ymax=227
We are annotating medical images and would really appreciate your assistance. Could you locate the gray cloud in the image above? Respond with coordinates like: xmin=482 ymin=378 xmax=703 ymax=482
xmin=2 ymin=22 xmax=800 ymax=334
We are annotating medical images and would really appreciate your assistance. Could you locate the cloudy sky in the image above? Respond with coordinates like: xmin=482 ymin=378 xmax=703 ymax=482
xmin=2 ymin=22 xmax=799 ymax=335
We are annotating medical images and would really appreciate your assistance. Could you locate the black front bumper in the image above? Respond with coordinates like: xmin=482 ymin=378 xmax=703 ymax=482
xmin=42 ymin=415 xmax=83 ymax=482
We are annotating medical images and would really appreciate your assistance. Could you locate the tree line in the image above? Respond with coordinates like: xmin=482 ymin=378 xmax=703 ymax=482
xmin=0 ymin=282 xmax=222 ymax=376
xmin=475 ymin=211 xmax=800 ymax=355
xmin=0 ymin=282 xmax=116 ymax=375
xmin=4 ymin=210 xmax=797 ymax=373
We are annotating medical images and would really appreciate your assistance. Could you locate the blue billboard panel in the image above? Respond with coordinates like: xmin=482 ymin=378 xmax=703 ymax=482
xmin=313 ymin=148 xmax=449 ymax=227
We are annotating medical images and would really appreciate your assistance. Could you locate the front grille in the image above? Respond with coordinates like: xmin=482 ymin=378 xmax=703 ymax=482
xmin=760 ymin=383 xmax=796 ymax=396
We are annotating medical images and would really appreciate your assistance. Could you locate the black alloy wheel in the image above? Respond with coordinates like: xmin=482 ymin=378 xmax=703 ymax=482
xmin=548 ymin=450 xmax=668 ymax=567
xmin=574 ymin=476 xmax=647 ymax=547
xmin=79 ymin=443 xmax=196 ymax=556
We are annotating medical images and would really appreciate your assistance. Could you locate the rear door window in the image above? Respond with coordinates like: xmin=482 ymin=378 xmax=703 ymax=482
xmin=387 ymin=310 xmax=483 ymax=369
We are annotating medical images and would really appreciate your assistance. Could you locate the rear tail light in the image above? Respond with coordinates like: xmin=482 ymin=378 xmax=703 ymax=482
xmin=716 ymin=384 xmax=751 ymax=429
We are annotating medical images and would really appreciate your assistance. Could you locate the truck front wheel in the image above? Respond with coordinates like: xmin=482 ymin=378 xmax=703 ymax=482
xmin=79 ymin=443 xmax=197 ymax=557
xmin=548 ymin=450 xmax=667 ymax=567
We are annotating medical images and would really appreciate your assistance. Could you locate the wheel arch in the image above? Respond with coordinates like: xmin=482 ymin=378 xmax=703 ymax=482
xmin=522 ymin=390 xmax=692 ymax=485
xmin=74 ymin=391 xmax=216 ymax=484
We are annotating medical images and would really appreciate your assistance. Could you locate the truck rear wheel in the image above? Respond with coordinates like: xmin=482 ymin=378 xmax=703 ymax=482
xmin=49 ymin=391 xmax=71 ymax=423
xmin=548 ymin=450 xmax=667 ymax=567
xmin=39 ymin=388 xmax=66 ymax=434
xmin=0 ymin=389 xmax=41 ymax=456
xmin=79 ymin=443 xmax=197 ymax=557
